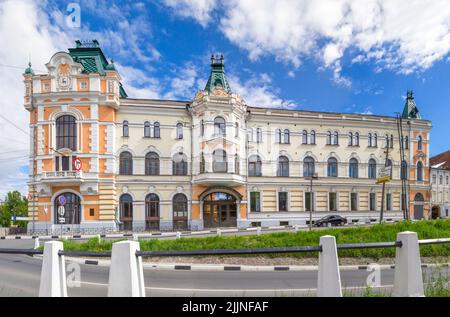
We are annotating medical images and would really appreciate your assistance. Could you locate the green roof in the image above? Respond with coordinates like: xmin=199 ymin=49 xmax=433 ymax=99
xmin=204 ymin=54 xmax=231 ymax=94
xmin=68 ymin=40 xmax=127 ymax=98
xmin=402 ymin=90 xmax=421 ymax=119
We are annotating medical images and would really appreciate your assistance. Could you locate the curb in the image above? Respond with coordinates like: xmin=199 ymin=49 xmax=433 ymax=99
xmin=32 ymin=254 xmax=449 ymax=273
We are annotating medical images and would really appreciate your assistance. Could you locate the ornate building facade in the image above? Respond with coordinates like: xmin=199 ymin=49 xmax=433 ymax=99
xmin=25 ymin=41 xmax=432 ymax=234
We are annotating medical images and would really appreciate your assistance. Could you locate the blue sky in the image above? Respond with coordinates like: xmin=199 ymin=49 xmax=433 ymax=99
xmin=0 ymin=0 xmax=449 ymax=197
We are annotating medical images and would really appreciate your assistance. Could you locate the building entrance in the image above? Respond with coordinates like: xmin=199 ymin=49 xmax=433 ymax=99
xmin=203 ymin=192 xmax=237 ymax=228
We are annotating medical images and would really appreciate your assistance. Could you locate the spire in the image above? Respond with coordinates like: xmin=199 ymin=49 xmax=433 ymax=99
xmin=24 ymin=62 xmax=34 ymax=75
xmin=402 ymin=90 xmax=421 ymax=119
xmin=204 ymin=54 xmax=231 ymax=94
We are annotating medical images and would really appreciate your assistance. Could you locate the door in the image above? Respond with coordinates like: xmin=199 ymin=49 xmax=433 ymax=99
xmin=203 ymin=193 xmax=238 ymax=228
xmin=414 ymin=193 xmax=425 ymax=220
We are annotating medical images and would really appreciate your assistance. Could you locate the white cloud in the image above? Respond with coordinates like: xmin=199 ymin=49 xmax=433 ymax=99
xmin=0 ymin=0 xmax=164 ymax=197
xmin=162 ymin=0 xmax=216 ymax=27
xmin=169 ymin=0 xmax=450 ymax=84
xmin=228 ymin=74 xmax=296 ymax=109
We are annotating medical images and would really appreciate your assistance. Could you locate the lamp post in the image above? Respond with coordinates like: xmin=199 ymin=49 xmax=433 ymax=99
xmin=305 ymin=173 xmax=319 ymax=231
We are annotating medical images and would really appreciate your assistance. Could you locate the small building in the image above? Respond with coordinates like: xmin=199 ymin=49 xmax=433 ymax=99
xmin=430 ymin=151 xmax=450 ymax=218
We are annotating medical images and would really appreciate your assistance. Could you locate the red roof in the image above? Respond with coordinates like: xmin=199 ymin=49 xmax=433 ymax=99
xmin=430 ymin=150 xmax=450 ymax=170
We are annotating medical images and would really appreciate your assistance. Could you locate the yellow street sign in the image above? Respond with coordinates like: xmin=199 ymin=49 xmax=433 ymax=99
xmin=376 ymin=176 xmax=391 ymax=184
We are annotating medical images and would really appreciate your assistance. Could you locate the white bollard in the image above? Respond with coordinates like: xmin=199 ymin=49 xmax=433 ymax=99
xmin=34 ymin=237 xmax=40 ymax=249
xmin=39 ymin=241 xmax=67 ymax=297
xmin=317 ymin=235 xmax=342 ymax=297
xmin=132 ymin=234 xmax=139 ymax=241
xmin=294 ymin=224 xmax=299 ymax=232
xmin=176 ymin=231 xmax=182 ymax=239
xmin=107 ymin=241 xmax=145 ymax=297
xmin=96 ymin=234 xmax=101 ymax=243
xmin=257 ymin=226 xmax=262 ymax=236
xmin=393 ymin=231 xmax=424 ymax=297
xmin=217 ymin=228 xmax=222 ymax=237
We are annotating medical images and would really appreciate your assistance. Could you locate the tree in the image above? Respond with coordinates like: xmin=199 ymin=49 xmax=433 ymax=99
xmin=0 ymin=191 xmax=28 ymax=228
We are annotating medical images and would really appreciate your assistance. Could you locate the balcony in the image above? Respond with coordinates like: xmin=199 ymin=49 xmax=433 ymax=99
xmin=40 ymin=171 xmax=83 ymax=184
xmin=193 ymin=172 xmax=245 ymax=187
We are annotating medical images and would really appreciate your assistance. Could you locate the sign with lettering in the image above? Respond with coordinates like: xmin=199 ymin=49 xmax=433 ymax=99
xmin=377 ymin=166 xmax=392 ymax=184
xmin=73 ymin=158 xmax=82 ymax=172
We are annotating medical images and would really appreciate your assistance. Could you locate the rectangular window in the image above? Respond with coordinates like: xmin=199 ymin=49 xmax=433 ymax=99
xmin=61 ymin=156 xmax=70 ymax=171
xmin=351 ymin=193 xmax=358 ymax=211
xmin=89 ymin=208 xmax=95 ymax=217
xmin=386 ymin=194 xmax=392 ymax=211
xmin=369 ymin=193 xmax=376 ymax=211
xmin=329 ymin=193 xmax=337 ymax=211
xmin=80 ymin=81 xmax=88 ymax=90
xmin=250 ymin=192 xmax=261 ymax=212
xmin=278 ymin=192 xmax=288 ymax=212
xmin=305 ymin=192 xmax=314 ymax=212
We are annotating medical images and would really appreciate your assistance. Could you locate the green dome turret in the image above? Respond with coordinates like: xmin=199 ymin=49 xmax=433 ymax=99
xmin=24 ymin=62 xmax=34 ymax=75
xmin=204 ymin=54 xmax=231 ymax=94
xmin=402 ymin=90 xmax=421 ymax=119
xmin=105 ymin=59 xmax=117 ymax=71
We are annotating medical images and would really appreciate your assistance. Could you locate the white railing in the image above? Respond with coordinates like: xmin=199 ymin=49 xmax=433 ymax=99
xmin=42 ymin=171 xmax=82 ymax=178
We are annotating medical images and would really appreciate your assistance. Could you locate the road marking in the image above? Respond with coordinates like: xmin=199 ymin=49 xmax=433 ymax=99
xmin=79 ymin=281 xmax=394 ymax=292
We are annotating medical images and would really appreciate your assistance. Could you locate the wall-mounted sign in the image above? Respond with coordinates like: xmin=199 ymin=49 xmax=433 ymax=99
xmin=73 ymin=158 xmax=82 ymax=172
xmin=377 ymin=166 xmax=392 ymax=184
xmin=58 ymin=195 xmax=66 ymax=206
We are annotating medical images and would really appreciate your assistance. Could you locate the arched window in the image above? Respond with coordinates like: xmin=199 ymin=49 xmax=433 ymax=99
xmin=145 ymin=152 xmax=160 ymax=175
xmin=368 ymin=133 xmax=372 ymax=147
xmin=284 ymin=129 xmax=290 ymax=144
xmin=172 ymin=152 xmax=188 ymax=175
xmin=275 ymin=129 xmax=281 ymax=143
xmin=327 ymin=157 xmax=338 ymax=177
xmin=176 ymin=123 xmax=183 ymax=139
xmin=214 ymin=117 xmax=226 ymax=136
xmin=213 ymin=149 xmax=227 ymax=173
xmin=354 ymin=132 xmax=360 ymax=146
xmin=248 ymin=155 xmax=262 ymax=177
xmin=302 ymin=130 xmax=308 ymax=144
xmin=119 ymin=194 xmax=133 ymax=231
xmin=56 ymin=115 xmax=77 ymax=150
xmin=122 ymin=120 xmax=129 ymax=137
xmin=368 ymin=159 xmax=377 ymax=179
xmin=349 ymin=158 xmax=358 ymax=178
xmin=417 ymin=161 xmax=423 ymax=181
xmin=200 ymin=152 xmax=205 ymax=173
xmin=386 ymin=159 xmax=393 ymax=177
xmin=54 ymin=192 xmax=80 ymax=224
xmin=374 ymin=133 xmax=378 ymax=147
xmin=235 ymin=122 xmax=239 ymax=137
xmin=277 ymin=156 xmax=289 ymax=177
xmin=303 ymin=156 xmax=315 ymax=177
xmin=326 ymin=131 xmax=332 ymax=145
xmin=385 ymin=134 xmax=389 ymax=148
xmin=144 ymin=121 xmax=151 ymax=138
xmin=119 ymin=151 xmax=133 ymax=175
xmin=200 ymin=120 xmax=204 ymax=137
xmin=418 ymin=135 xmax=423 ymax=151
xmin=154 ymin=122 xmax=160 ymax=138
xmin=234 ymin=154 xmax=240 ymax=174
xmin=248 ymin=128 xmax=254 ymax=142
xmin=145 ymin=193 xmax=160 ymax=230
xmin=333 ymin=131 xmax=339 ymax=145
xmin=390 ymin=135 xmax=394 ymax=148
xmin=310 ymin=130 xmax=316 ymax=144
xmin=401 ymin=160 xmax=408 ymax=180
xmin=256 ymin=128 xmax=262 ymax=143
xmin=173 ymin=193 xmax=188 ymax=230
xmin=348 ymin=132 xmax=353 ymax=146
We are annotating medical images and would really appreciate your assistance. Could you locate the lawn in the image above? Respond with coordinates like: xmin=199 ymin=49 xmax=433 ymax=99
xmin=62 ymin=220 xmax=450 ymax=258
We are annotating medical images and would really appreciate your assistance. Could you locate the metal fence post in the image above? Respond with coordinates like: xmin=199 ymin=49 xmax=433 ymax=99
xmin=393 ymin=231 xmax=424 ymax=297
xmin=318 ymin=235 xmax=342 ymax=297
xmin=107 ymin=241 xmax=145 ymax=297
xmin=39 ymin=241 xmax=67 ymax=297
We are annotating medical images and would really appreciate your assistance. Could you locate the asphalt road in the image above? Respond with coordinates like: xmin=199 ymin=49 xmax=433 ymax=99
xmin=0 ymin=240 xmax=447 ymax=297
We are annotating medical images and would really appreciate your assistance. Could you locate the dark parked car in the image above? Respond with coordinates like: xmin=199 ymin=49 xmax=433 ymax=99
xmin=314 ymin=215 xmax=347 ymax=227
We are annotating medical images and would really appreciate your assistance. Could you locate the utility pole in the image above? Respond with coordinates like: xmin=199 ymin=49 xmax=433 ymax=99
xmin=306 ymin=173 xmax=318 ymax=231
xmin=380 ymin=143 xmax=390 ymax=224
xmin=396 ymin=112 xmax=409 ymax=220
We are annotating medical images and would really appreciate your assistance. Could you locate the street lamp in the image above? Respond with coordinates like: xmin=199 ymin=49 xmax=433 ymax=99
xmin=305 ymin=173 xmax=319 ymax=231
